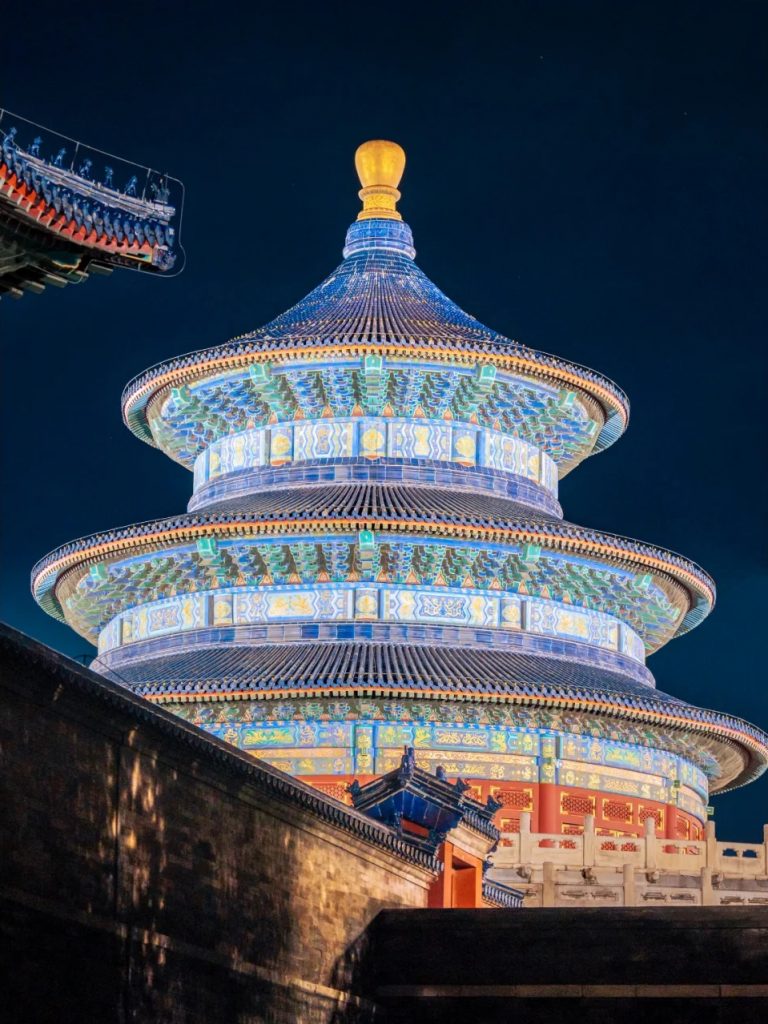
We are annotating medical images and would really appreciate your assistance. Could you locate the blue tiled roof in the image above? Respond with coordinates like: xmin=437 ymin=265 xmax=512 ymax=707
xmin=99 ymin=639 xmax=680 ymax=704
xmin=188 ymin=459 xmax=563 ymax=518
xmin=186 ymin=481 xmax=563 ymax=523
xmin=482 ymin=880 xmax=524 ymax=908
xmin=32 ymin=483 xmax=714 ymax=598
xmin=121 ymin=221 xmax=629 ymax=456
xmin=93 ymin=639 xmax=768 ymax=790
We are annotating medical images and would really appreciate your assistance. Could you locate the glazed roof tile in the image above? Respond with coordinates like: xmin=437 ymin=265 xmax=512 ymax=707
xmin=121 ymin=240 xmax=629 ymax=456
xmin=93 ymin=639 xmax=768 ymax=792
xmin=32 ymin=483 xmax=715 ymax=641
xmin=100 ymin=639 xmax=669 ymax=702
xmin=192 ymin=481 xmax=563 ymax=523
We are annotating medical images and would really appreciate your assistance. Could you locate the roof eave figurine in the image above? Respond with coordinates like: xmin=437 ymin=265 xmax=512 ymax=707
xmin=0 ymin=110 xmax=182 ymax=299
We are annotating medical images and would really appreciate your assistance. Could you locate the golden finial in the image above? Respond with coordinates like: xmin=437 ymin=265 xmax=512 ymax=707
xmin=354 ymin=140 xmax=406 ymax=221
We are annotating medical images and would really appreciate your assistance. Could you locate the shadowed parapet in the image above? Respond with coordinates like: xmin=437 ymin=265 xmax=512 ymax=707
xmin=340 ymin=906 xmax=768 ymax=1023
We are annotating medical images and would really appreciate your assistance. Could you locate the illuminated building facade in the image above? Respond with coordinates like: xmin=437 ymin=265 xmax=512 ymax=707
xmin=33 ymin=141 xmax=768 ymax=843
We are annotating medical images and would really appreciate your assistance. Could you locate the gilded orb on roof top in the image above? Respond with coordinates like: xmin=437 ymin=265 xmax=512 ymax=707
xmin=354 ymin=139 xmax=406 ymax=221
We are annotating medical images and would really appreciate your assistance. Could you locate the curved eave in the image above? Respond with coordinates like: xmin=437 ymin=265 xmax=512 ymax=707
xmin=31 ymin=507 xmax=715 ymax=642
xmin=120 ymin=339 xmax=630 ymax=459
xmin=100 ymin=645 xmax=768 ymax=794
xmin=0 ymin=165 xmax=176 ymax=272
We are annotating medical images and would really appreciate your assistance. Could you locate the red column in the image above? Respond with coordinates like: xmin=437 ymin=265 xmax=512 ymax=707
xmin=538 ymin=783 xmax=559 ymax=834
xmin=428 ymin=841 xmax=452 ymax=907
xmin=665 ymin=803 xmax=678 ymax=840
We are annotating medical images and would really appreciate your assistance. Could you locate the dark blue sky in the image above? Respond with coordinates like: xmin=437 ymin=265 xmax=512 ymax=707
xmin=2 ymin=2 xmax=766 ymax=837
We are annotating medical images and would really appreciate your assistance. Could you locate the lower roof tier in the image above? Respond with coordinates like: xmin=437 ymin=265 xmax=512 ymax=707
xmin=165 ymin=697 xmax=715 ymax=826
xmin=92 ymin=639 xmax=768 ymax=794
xmin=172 ymin=694 xmax=724 ymax=786
xmin=32 ymin=485 xmax=715 ymax=651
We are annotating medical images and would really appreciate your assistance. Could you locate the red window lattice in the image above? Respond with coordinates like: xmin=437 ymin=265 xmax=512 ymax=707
xmin=314 ymin=783 xmax=350 ymax=804
xmin=603 ymin=800 xmax=633 ymax=823
xmin=500 ymin=817 xmax=521 ymax=834
xmin=675 ymin=816 xmax=690 ymax=838
xmin=621 ymin=842 xmax=639 ymax=852
xmin=497 ymin=789 xmax=533 ymax=810
xmin=639 ymin=808 xmax=663 ymax=828
xmin=562 ymin=824 xmax=583 ymax=835
xmin=561 ymin=794 xmax=595 ymax=816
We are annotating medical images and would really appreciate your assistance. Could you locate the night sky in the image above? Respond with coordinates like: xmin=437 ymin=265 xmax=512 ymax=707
xmin=2 ymin=2 xmax=766 ymax=838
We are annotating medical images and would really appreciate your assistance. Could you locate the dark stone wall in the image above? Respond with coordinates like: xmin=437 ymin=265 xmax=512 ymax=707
xmin=354 ymin=906 xmax=768 ymax=1022
xmin=6 ymin=622 xmax=768 ymax=1024
xmin=0 ymin=625 xmax=432 ymax=1024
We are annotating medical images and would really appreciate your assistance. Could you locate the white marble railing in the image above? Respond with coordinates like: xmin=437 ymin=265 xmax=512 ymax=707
xmin=494 ymin=813 xmax=768 ymax=874
xmin=489 ymin=813 xmax=768 ymax=908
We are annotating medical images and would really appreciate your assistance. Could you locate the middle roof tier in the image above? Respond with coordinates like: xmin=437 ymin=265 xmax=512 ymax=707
xmin=32 ymin=482 xmax=715 ymax=656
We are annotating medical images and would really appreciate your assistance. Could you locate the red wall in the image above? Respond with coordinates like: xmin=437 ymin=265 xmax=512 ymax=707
xmin=306 ymin=775 xmax=705 ymax=841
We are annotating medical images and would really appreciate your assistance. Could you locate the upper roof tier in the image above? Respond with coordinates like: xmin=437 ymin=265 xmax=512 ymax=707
xmin=121 ymin=141 xmax=629 ymax=475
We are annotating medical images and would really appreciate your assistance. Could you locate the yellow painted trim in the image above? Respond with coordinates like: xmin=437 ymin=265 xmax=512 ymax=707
xmin=33 ymin=517 xmax=712 ymax=610
xmin=123 ymin=342 xmax=628 ymax=430
xmin=140 ymin=685 xmax=767 ymax=769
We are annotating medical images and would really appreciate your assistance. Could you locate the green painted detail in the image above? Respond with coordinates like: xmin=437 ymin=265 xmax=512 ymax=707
xmin=196 ymin=537 xmax=219 ymax=558
xmin=171 ymin=385 xmax=193 ymax=409
xmin=442 ymin=547 xmax=477 ymax=585
xmin=522 ymin=544 xmax=542 ymax=564
xmin=261 ymin=546 xmax=293 ymax=581
xmin=360 ymin=355 xmax=386 ymax=414
xmin=248 ymin=363 xmax=298 ymax=421
xmin=358 ymin=530 xmax=377 ymax=578
xmin=291 ymin=545 xmax=322 ymax=580
xmin=358 ymin=530 xmax=376 ymax=551
xmin=451 ymin=362 xmax=498 ymax=418
xmin=363 ymin=355 xmax=384 ymax=374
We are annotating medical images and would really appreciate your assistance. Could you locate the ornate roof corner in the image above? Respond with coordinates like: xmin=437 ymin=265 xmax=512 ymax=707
xmin=0 ymin=110 xmax=183 ymax=299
